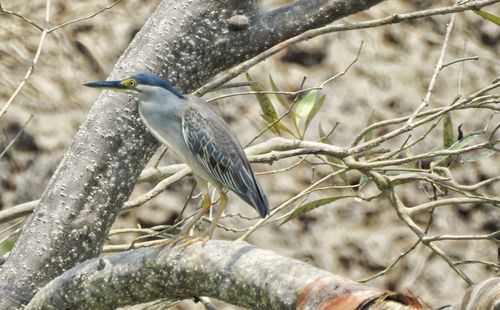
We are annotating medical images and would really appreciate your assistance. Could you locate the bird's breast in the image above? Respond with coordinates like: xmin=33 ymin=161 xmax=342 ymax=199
xmin=138 ymin=101 xmax=216 ymax=183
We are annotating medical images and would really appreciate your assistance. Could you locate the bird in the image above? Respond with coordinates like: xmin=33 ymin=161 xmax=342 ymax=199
xmin=84 ymin=72 xmax=269 ymax=240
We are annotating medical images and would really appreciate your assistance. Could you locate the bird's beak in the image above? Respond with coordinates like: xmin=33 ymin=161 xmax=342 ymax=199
xmin=83 ymin=80 xmax=128 ymax=93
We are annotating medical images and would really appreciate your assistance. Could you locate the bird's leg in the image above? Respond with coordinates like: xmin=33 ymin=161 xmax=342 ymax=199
xmin=179 ymin=190 xmax=227 ymax=248
xmin=178 ymin=193 xmax=212 ymax=236
xmin=154 ymin=192 xmax=211 ymax=248
xmin=206 ymin=190 xmax=227 ymax=239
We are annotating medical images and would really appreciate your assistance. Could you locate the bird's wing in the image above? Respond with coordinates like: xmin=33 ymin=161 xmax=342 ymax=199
xmin=181 ymin=99 xmax=269 ymax=217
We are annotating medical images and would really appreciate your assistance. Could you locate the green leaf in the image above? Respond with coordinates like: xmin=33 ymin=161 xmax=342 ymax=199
xmin=294 ymin=90 xmax=317 ymax=125
xmin=246 ymin=72 xmax=280 ymax=134
xmin=405 ymin=147 xmax=417 ymax=169
xmin=260 ymin=113 xmax=295 ymax=136
xmin=282 ymin=195 xmax=355 ymax=224
xmin=449 ymin=134 xmax=476 ymax=150
xmin=318 ymin=122 xmax=331 ymax=143
xmin=2 ymin=239 xmax=16 ymax=252
xmin=443 ymin=112 xmax=454 ymax=149
xmin=460 ymin=149 xmax=497 ymax=163
xmin=269 ymin=75 xmax=290 ymax=109
xmin=364 ymin=111 xmax=375 ymax=142
xmin=304 ymin=94 xmax=325 ymax=135
xmin=431 ymin=134 xmax=477 ymax=168
xmin=319 ymin=123 xmax=349 ymax=185
xmin=474 ymin=10 xmax=500 ymax=26
xmin=359 ymin=174 xmax=369 ymax=186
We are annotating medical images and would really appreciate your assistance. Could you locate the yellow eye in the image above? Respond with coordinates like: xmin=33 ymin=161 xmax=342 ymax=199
xmin=123 ymin=79 xmax=137 ymax=88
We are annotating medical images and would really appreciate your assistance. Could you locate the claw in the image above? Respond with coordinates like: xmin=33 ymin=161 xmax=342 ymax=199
xmin=152 ymin=190 xmax=224 ymax=250
xmin=154 ymin=235 xmax=209 ymax=249
xmin=179 ymin=236 xmax=209 ymax=249
xmin=153 ymin=235 xmax=185 ymax=248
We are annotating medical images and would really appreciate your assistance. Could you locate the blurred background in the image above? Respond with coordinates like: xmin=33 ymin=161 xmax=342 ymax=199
xmin=0 ymin=0 xmax=498 ymax=308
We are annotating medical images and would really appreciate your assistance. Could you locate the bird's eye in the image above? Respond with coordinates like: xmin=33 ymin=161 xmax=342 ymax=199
xmin=124 ymin=79 xmax=136 ymax=88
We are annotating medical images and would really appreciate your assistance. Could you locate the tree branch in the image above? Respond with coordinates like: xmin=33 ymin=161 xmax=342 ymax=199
xmin=195 ymin=0 xmax=497 ymax=95
xmin=26 ymin=241 xmax=422 ymax=310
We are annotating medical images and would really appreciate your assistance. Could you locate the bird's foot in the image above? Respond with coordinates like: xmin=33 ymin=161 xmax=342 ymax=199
xmin=178 ymin=235 xmax=209 ymax=248
xmin=153 ymin=234 xmax=210 ymax=249
xmin=153 ymin=238 xmax=178 ymax=249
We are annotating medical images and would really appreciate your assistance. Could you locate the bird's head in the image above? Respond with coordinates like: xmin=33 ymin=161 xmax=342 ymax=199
xmin=83 ymin=72 xmax=185 ymax=99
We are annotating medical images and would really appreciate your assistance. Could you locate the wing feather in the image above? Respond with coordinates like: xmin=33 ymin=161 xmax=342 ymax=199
xmin=181 ymin=103 xmax=269 ymax=217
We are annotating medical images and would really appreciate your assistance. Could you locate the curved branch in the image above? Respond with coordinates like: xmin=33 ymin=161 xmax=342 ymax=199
xmin=26 ymin=241 xmax=421 ymax=310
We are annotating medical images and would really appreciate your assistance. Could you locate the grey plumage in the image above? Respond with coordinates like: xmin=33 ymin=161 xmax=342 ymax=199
xmin=181 ymin=99 xmax=269 ymax=217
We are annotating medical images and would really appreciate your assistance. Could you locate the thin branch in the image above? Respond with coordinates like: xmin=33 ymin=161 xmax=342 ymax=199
xmin=361 ymin=187 xmax=437 ymax=283
xmin=0 ymin=224 xmax=22 ymax=247
xmin=442 ymin=55 xmax=479 ymax=69
xmin=198 ymin=297 xmax=217 ymax=310
xmin=102 ymin=240 xmax=164 ymax=253
xmin=0 ymin=0 xmax=124 ymax=118
xmin=0 ymin=114 xmax=34 ymax=159
xmin=137 ymin=164 xmax=186 ymax=184
xmin=47 ymin=0 xmax=124 ymax=33
xmin=348 ymin=139 xmax=499 ymax=169
xmin=408 ymin=197 xmax=499 ymax=216
xmin=194 ymin=0 xmax=497 ymax=96
xmin=0 ymin=219 xmax=24 ymax=240
xmin=350 ymin=78 xmax=500 ymax=149
xmin=423 ymin=231 xmax=500 ymax=243
xmin=407 ymin=7 xmax=457 ymax=125
xmin=457 ymin=40 xmax=468 ymax=95
xmin=0 ymin=2 xmax=43 ymax=31
xmin=0 ymin=200 xmax=39 ymax=224
xmin=207 ymin=41 xmax=363 ymax=103
xmin=365 ymin=170 xmax=474 ymax=284
xmin=454 ymin=260 xmax=500 ymax=268
xmin=122 ymin=167 xmax=192 ymax=210
xmin=0 ymin=28 xmax=48 ymax=118
xmin=215 ymin=81 xmax=257 ymax=90
xmin=238 ymin=167 xmax=349 ymax=240
xmin=359 ymin=239 xmax=421 ymax=283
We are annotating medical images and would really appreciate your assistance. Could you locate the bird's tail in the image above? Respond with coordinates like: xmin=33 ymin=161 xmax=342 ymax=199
xmin=251 ymin=179 xmax=269 ymax=218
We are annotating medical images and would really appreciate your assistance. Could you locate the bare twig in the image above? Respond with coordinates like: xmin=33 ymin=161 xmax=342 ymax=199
xmin=423 ymin=231 xmax=500 ymax=243
xmin=238 ymin=167 xmax=349 ymax=240
xmin=0 ymin=200 xmax=39 ymax=224
xmin=407 ymin=6 xmax=457 ymax=125
xmin=47 ymin=0 xmax=124 ymax=33
xmin=442 ymin=55 xmax=478 ymax=69
xmin=359 ymin=239 xmax=421 ymax=283
xmin=195 ymin=0 xmax=497 ymax=96
xmin=0 ymin=15 xmax=49 ymax=118
xmin=0 ymin=114 xmax=34 ymax=159
xmin=363 ymin=170 xmax=474 ymax=284
xmin=0 ymin=2 xmax=43 ymax=31
xmin=408 ymin=197 xmax=499 ymax=216
xmin=0 ymin=0 xmax=124 ymax=117
xmin=123 ymin=167 xmax=192 ymax=210
xmin=207 ymin=41 xmax=363 ymax=103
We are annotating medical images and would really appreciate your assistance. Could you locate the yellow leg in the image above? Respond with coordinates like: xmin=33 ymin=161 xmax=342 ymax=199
xmin=206 ymin=190 xmax=227 ymax=238
xmin=154 ymin=192 xmax=211 ymax=248
xmin=179 ymin=193 xmax=211 ymax=236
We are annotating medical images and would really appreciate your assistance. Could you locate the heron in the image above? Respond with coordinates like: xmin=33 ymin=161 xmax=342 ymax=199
xmin=84 ymin=72 xmax=269 ymax=241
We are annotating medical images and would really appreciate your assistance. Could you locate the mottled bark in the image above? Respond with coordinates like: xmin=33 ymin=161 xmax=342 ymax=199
xmin=0 ymin=0 xmax=383 ymax=307
xmin=26 ymin=241 xmax=420 ymax=310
